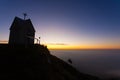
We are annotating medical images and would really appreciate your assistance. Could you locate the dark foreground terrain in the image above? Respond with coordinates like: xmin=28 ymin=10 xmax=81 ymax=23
xmin=0 ymin=44 xmax=100 ymax=80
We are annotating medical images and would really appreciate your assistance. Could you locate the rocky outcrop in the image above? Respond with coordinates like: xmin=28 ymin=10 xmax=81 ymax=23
xmin=0 ymin=44 xmax=100 ymax=80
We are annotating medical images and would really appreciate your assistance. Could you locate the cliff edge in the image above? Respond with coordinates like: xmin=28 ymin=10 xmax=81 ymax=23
xmin=0 ymin=44 xmax=100 ymax=80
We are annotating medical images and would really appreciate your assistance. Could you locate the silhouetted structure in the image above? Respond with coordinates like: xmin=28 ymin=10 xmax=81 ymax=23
xmin=68 ymin=58 xmax=72 ymax=64
xmin=9 ymin=17 xmax=35 ymax=45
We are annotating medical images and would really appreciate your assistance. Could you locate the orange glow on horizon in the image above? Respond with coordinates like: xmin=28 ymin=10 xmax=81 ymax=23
xmin=0 ymin=41 xmax=120 ymax=50
xmin=46 ymin=44 xmax=120 ymax=50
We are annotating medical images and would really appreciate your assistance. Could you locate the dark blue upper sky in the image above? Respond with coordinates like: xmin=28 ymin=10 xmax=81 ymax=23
xmin=0 ymin=0 xmax=120 ymax=48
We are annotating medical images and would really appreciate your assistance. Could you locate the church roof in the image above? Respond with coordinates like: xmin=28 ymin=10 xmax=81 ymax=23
xmin=10 ymin=17 xmax=35 ymax=32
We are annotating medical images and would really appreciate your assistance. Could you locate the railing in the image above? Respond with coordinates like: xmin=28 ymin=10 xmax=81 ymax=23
xmin=26 ymin=36 xmax=40 ymax=44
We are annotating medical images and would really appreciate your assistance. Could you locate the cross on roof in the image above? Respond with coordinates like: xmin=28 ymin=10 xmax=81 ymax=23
xmin=23 ymin=13 xmax=27 ymax=20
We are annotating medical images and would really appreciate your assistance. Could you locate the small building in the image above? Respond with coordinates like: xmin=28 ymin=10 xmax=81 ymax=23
xmin=8 ymin=17 xmax=35 ymax=45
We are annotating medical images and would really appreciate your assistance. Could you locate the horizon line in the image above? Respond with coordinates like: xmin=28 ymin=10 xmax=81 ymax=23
xmin=0 ymin=43 xmax=120 ymax=50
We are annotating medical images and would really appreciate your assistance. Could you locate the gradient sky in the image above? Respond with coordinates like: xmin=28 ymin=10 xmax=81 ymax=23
xmin=0 ymin=0 xmax=120 ymax=49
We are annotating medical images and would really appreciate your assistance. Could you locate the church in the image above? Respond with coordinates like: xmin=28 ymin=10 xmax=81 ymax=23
xmin=9 ymin=16 xmax=35 ymax=45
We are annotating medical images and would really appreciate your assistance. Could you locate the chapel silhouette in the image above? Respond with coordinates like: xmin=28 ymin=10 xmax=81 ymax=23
xmin=9 ymin=16 xmax=35 ymax=45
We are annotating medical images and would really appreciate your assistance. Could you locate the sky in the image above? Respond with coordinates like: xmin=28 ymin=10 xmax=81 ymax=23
xmin=0 ymin=0 xmax=120 ymax=49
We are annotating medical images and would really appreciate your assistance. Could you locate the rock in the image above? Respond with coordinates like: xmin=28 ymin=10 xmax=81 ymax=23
xmin=0 ymin=44 xmax=100 ymax=80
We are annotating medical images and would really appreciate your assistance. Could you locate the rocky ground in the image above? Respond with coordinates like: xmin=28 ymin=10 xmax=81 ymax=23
xmin=0 ymin=44 xmax=101 ymax=80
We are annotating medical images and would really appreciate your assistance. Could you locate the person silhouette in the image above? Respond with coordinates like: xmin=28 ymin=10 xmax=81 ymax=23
xmin=38 ymin=37 xmax=40 ymax=44
xmin=68 ymin=58 xmax=72 ymax=64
